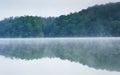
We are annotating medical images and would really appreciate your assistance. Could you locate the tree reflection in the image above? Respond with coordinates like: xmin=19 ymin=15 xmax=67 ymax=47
xmin=0 ymin=38 xmax=120 ymax=71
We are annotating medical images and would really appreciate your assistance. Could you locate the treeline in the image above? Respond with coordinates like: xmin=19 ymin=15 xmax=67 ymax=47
xmin=0 ymin=16 xmax=46 ymax=37
xmin=0 ymin=2 xmax=120 ymax=37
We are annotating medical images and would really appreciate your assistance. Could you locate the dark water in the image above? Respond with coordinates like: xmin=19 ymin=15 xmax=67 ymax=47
xmin=0 ymin=37 xmax=120 ymax=75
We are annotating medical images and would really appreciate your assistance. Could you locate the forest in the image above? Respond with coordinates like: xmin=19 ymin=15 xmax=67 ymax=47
xmin=0 ymin=2 xmax=120 ymax=37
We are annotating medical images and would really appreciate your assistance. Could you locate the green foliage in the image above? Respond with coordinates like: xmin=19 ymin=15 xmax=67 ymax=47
xmin=0 ymin=2 xmax=120 ymax=37
xmin=0 ymin=16 xmax=45 ymax=37
xmin=51 ymin=2 xmax=120 ymax=37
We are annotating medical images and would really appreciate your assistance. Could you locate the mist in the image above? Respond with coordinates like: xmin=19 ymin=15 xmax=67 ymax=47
xmin=0 ymin=37 xmax=120 ymax=71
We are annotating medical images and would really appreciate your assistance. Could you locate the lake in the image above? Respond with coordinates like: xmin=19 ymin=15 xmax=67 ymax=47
xmin=0 ymin=37 xmax=120 ymax=75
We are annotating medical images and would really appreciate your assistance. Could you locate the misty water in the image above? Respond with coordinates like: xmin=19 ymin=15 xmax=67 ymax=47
xmin=0 ymin=37 xmax=120 ymax=75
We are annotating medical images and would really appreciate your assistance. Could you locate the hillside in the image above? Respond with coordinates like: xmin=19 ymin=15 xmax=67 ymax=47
xmin=0 ymin=2 xmax=120 ymax=37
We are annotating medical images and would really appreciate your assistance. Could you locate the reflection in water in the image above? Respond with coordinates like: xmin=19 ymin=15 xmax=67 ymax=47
xmin=0 ymin=38 xmax=120 ymax=71
xmin=0 ymin=56 xmax=120 ymax=75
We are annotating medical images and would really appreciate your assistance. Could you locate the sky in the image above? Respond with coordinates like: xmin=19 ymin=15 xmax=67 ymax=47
xmin=0 ymin=0 xmax=120 ymax=20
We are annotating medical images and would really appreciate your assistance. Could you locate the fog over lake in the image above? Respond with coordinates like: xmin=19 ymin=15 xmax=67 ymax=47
xmin=0 ymin=37 xmax=120 ymax=75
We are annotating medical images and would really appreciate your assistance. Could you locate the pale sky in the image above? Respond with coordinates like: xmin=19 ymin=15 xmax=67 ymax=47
xmin=0 ymin=0 xmax=120 ymax=20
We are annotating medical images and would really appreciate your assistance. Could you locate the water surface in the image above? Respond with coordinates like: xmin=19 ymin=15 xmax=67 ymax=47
xmin=0 ymin=37 xmax=120 ymax=75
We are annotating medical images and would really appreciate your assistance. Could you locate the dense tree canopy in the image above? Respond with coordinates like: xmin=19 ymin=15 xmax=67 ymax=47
xmin=51 ymin=2 xmax=120 ymax=37
xmin=0 ymin=2 xmax=120 ymax=37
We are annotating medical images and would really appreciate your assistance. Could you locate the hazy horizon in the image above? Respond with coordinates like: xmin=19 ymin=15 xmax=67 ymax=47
xmin=0 ymin=0 xmax=120 ymax=20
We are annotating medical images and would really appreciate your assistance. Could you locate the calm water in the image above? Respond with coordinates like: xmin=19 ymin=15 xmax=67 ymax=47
xmin=0 ymin=37 xmax=120 ymax=75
